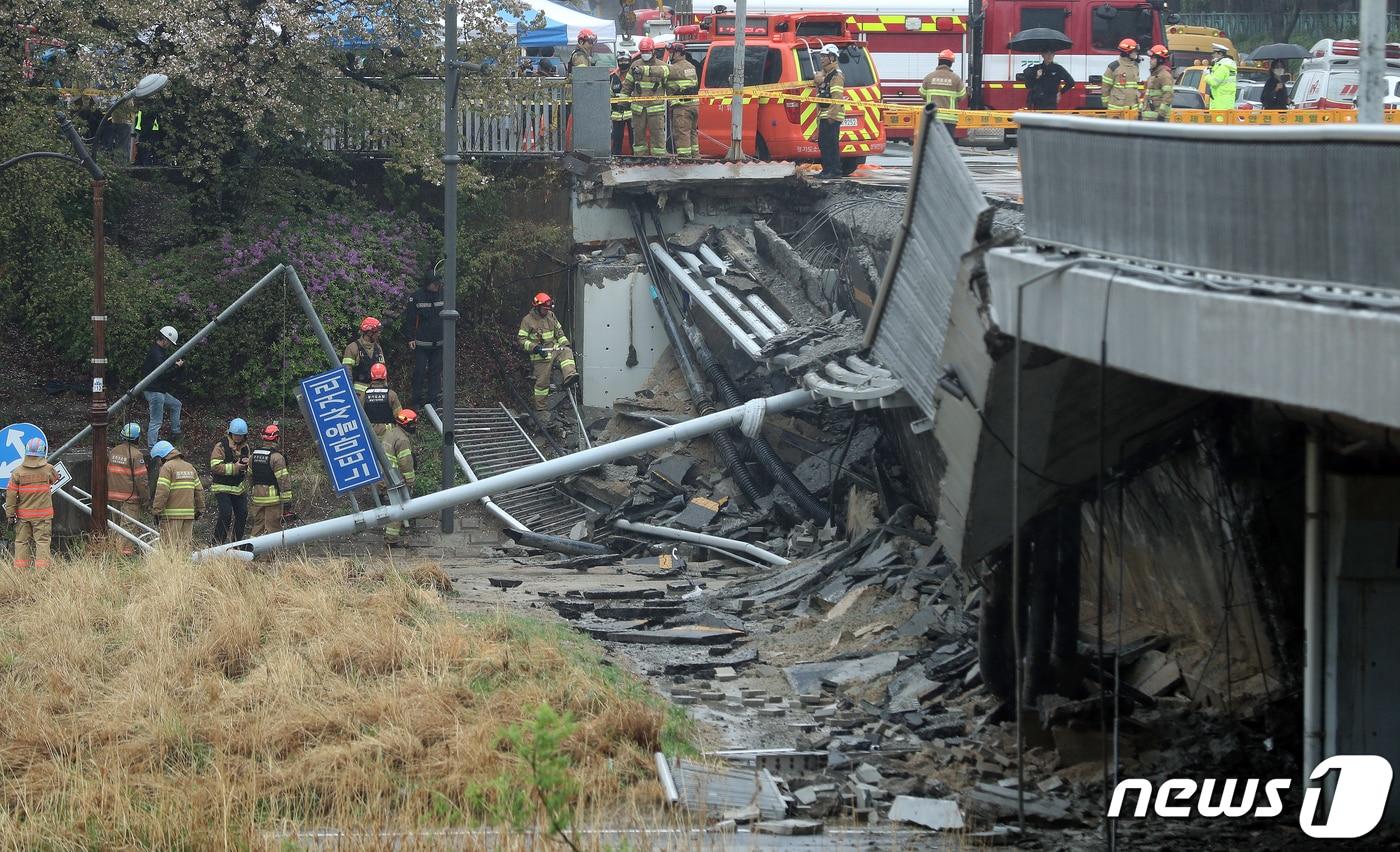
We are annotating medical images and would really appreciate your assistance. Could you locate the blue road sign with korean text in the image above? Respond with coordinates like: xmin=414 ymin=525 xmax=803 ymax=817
xmin=300 ymin=367 xmax=383 ymax=493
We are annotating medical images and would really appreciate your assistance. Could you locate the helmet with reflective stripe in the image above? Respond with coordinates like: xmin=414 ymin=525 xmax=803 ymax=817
xmin=370 ymin=363 xmax=388 ymax=381
xmin=1149 ymin=44 xmax=1170 ymax=61
xmin=359 ymin=316 xmax=381 ymax=333
xmin=151 ymin=440 xmax=174 ymax=459
xmin=939 ymin=49 xmax=955 ymax=63
xmin=579 ymin=28 xmax=596 ymax=43
xmin=1118 ymin=38 xmax=1138 ymax=54
xmin=639 ymin=37 xmax=655 ymax=52
xmin=396 ymin=409 xmax=418 ymax=427
xmin=24 ymin=437 xmax=46 ymax=457
xmin=228 ymin=418 xmax=248 ymax=436
xmin=533 ymin=292 xmax=554 ymax=309
xmin=261 ymin=424 xmax=280 ymax=442
xmin=120 ymin=422 xmax=141 ymax=441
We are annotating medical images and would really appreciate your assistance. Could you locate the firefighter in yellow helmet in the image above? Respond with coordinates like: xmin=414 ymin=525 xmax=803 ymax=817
xmin=623 ymin=36 xmax=670 ymax=156
xmin=4 ymin=437 xmax=58 ymax=569
xmin=518 ymin=292 xmax=578 ymax=413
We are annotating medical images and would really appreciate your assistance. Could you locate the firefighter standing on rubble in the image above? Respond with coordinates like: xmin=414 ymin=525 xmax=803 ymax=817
xmin=519 ymin=292 xmax=578 ymax=413
xmin=814 ymin=44 xmax=848 ymax=179
xmin=623 ymin=37 xmax=670 ymax=156
xmin=342 ymin=317 xmax=385 ymax=395
xmin=249 ymin=424 xmax=294 ymax=537
xmin=5 ymin=438 xmax=58 ymax=570
xmin=1141 ymin=44 xmax=1174 ymax=121
xmin=920 ymin=49 xmax=967 ymax=135
xmin=667 ymin=42 xmax=699 ymax=158
xmin=151 ymin=440 xmax=204 ymax=550
xmin=1102 ymin=39 xmax=1143 ymax=113
xmin=109 ymin=423 xmax=150 ymax=556
xmin=382 ymin=410 xmax=417 ymax=548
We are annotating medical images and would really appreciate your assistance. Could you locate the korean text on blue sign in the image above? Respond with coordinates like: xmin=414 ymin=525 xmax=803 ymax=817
xmin=301 ymin=367 xmax=383 ymax=493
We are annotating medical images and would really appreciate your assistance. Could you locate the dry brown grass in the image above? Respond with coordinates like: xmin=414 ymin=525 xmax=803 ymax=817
xmin=0 ymin=551 xmax=683 ymax=848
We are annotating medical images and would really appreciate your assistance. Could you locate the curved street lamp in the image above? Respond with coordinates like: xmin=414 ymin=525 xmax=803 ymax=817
xmin=0 ymin=71 xmax=168 ymax=545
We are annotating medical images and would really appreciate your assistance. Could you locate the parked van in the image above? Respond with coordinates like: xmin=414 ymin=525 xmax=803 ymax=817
xmin=676 ymin=12 xmax=887 ymax=171
xmin=1292 ymin=38 xmax=1400 ymax=109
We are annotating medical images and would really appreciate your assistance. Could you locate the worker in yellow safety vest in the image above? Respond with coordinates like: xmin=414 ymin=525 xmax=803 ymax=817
xmin=623 ymin=37 xmax=670 ymax=156
xmin=667 ymin=42 xmax=700 ymax=157
xmin=921 ymin=49 xmax=967 ymax=134
xmin=1102 ymin=39 xmax=1143 ymax=112
xmin=518 ymin=292 xmax=578 ymax=412
xmin=1141 ymin=45 xmax=1175 ymax=121
xmin=1206 ymin=43 xmax=1238 ymax=111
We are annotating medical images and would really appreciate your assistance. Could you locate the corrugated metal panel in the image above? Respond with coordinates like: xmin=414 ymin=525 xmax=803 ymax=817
xmin=1017 ymin=115 xmax=1400 ymax=292
xmin=867 ymin=122 xmax=989 ymax=422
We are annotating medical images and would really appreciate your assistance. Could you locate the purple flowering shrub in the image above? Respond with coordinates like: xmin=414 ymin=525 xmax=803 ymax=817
xmin=105 ymin=211 xmax=431 ymax=406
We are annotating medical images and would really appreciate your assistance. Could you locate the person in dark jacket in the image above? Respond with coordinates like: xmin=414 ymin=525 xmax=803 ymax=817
xmin=407 ymin=272 xmax=445 ymax=408
xmin=142 ymin=325 xmax=185 ymax=448
xmin=1261 ymin=60 xmax=1291 ymax=110
xmin=1024 ymin=51 xmax=1075 ymax=110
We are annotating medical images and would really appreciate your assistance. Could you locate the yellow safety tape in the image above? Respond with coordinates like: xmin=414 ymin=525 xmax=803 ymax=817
xmin=941 ymin=107 xmax=1400 ymax=129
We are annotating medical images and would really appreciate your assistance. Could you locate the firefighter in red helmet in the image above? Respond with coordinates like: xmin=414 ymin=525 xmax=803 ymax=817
xmin=622 ymin=36 xmax=670 ymax=156
xmin=341 ymin=316 xmax=385 ymax=394
xmin=518 ymin=292 xmax=578 ymax=413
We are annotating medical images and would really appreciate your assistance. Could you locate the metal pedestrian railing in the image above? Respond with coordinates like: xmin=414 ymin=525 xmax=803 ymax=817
xmin=461 ymin=80 xmax=569 ymax=155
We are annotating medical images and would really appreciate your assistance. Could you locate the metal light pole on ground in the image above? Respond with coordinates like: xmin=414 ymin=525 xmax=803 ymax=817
xmin=1 ymin=73 xmax=167 ymax=543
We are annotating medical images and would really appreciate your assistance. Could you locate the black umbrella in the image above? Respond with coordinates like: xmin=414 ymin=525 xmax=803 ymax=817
xmin=1009 ymin=27 xmax=1073 ymax=54
xmin=1249 ymin=43 xmax=1310 ymax=61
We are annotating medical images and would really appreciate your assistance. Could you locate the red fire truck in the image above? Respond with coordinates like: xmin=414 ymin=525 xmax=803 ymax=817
xmin=734 ymin=1 xmax=1170 ymax=137
xmin=676 ymin=12 xmax=887 ymax=170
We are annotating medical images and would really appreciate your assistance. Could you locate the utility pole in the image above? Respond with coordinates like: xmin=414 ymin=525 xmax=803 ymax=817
xmin=726 ymin=0 xmax=747 ymax=161
xmin=440 ymin=0 xmax=461 ymax=533
xmin=1358 ymin=0 xmax=1385 ymax=125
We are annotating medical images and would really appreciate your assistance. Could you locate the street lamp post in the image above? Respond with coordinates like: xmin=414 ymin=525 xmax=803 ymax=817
xmin=0 ymin=73 xmax=167 ymax=543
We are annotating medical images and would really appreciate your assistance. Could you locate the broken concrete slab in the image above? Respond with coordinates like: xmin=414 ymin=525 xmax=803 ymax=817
xmin=852 ymin=763 xmax=882 ymax=785
xmin=573 ymin=588 xmax=666 ymax=601
xmin=888 ymin=796 xmax=965 ymax=831
xmin=963 ymin=783 xmax=1073 ymax=823
xmin=782 ymin=651 xmax=900 ymax=694
xmin=610 ymin=626 xmax=746 ymax=646
xmin=649 ymin=454 xmax=696 ymax=491
xmin=1130 ymin=649 xmax=1184 ymax=697
xmin=824 ymin=586 xmax=873 ymax=621
xmin=754 ymin=819 xmax=823 ymax=836
xmin=672 ymin=495 xmax=725 ymax=530
xmin=669 ymin=758 xmax=786 ymax=821
xmin=887 ymin=668 xmax=942 ymax=714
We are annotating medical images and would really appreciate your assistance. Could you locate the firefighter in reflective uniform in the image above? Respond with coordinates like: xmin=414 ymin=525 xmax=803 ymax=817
xmin=151 ymin=440 xmax=204 ymax=550
xmin=611 ymin=54 xmax=634 ymax=154
xmin=1102 ymin=39 xmax=1142 ymax=112
xmin=1142 ymin=45 xmax=1174 ymax=121
xmin=623 ymin=37 xmax=670 ymax=156
xmin=667 ymin=42 xmax=699 ymax=157
xmin=341 ymin=316 xmax=385 ymax=394
xmin=249 ymin=424 xmax=294 ymax=537
xmin=382 ymin=409 xmax=417 ymax=547
xmin=209 ymin=417 xmax=250 ymax=545
xmin=5 ymin=437 xmax=58 ymax=569
xmin=814 ymin=44 xmax=848 ymax=179
xmin=518 ymin=292 xmax=578 ymax=412
xmin=358 ymin=363 xmax=404 ymax=437
xmin=569 ymin=28 xmax=597 ymax=75
xmin=109 ymin=422 xmax=150 ymax=556
xmin=920 ymin=49 xmax=967 ymax=135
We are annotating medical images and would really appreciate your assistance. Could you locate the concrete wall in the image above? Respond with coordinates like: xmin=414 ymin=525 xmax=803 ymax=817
xmin=573 ymin=262 xmax=670 ymax=408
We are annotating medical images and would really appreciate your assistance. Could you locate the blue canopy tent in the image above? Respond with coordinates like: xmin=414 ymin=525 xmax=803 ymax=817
xmin=497 ymin=0 xmax=616 ymax=48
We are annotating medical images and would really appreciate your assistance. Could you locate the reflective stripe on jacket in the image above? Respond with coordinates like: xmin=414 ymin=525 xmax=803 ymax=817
xmin=815 ymin=67 xmax=847 ymax=121
xmin=250 ymin=446 xmax=294 ymax=506
xmin=624 ymin=61 xmax=671 ymax=114
xmin=108 ymin=441 xmax=150 ymax=504
xmin=1207 ymin=57 xmax=1237 ymax=110
xmin=1103 ymin=58 xmax=1143 ymax=109
xmin=209 ymin=437 xmax=249 ymax=495
xmin=668 ymin=60 xmax=698 ymax=105
xmin=519 ymin=311 xmax=571 ymax=360
xmin=921 ymin=67 xmax=967 ymax=123
xmin=5 ymin=457 xmax=57 ymax=521
xmin=383 ymin=426 xmax=416 ymax=486
xmin=1142 ymin=66 xmax=1175 ymax=119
